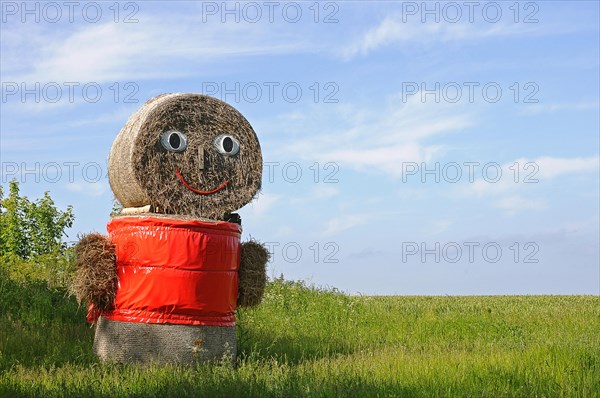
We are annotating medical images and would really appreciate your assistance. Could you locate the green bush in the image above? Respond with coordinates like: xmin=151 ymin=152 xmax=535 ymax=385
xmin=0 ymin=180 xmax=74 ymax=261
xmin=0 ymin=180 xmax=76 ymax=288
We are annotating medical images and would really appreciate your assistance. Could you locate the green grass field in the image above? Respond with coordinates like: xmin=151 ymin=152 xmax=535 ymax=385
xmin=1 ymin=275 xmax=598 ymax=397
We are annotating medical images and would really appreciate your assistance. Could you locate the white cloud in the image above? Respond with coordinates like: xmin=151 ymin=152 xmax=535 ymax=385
xmin=341 ymin=16 xmax=540 ymax=59
xmin=323 ymin=144 xmax=440 ymax=175
xmin=431 ymin=219 xmax=453 ymax=234
xmin=530 ymin=156 xmax=600 ymax=179
xmin=246 ymin=193 xmax=281 ymax=217
xmin=520 ymin=102 xmax=600 ymax=115
xmin=322 ymin=213 xmax=372 ymax=236
xmin=494 ymin=195 xmax=548 ymax=216
xmin=283 ymin=95 xmax=473 ymax=178
xmin=290 ymin=185 xmax=340 ymax=204
xmin=396 ymin=187 xmax=429 ymax=200
xmin=3 ymin=16 xmax=305 ymax=85
xmin=274 ymin=225 xmax=294 ymax=238
xmin=451 ymin=155 xmax=598 ymax=214
xmin=65 ymin=181 xmax=108 ymax=197
xmin=0 ymin=106 xmax=134 ymax=152
xmin=1 ymin=16 xmax=309 ymax=114
xmin=312 ymin=185 xmax=339 ymax=199
xmin=460 ymin=155 xmax=599 ymax=199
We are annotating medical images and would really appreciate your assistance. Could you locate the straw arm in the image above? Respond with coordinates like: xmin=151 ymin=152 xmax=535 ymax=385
xmin=237 ymin=240 xmax=270 ymax=308
xmin=71 ymin=233 xmax=117 ymax=312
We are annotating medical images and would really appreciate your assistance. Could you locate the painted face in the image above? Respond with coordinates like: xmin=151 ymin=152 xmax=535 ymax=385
xmin=108 ymin=94 xmax=262 ymax=220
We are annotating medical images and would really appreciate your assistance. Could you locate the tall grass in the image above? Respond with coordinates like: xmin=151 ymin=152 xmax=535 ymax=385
xmin=1 ymin=274 xmax=598 ymax=397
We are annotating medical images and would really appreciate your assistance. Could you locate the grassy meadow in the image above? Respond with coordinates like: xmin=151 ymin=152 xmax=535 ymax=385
xmin=0 ymin=272 xmax=598 ymax=397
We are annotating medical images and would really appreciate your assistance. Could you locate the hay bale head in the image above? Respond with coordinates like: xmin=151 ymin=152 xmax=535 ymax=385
xmin=109 ymin=94 xmax=262 ymax=219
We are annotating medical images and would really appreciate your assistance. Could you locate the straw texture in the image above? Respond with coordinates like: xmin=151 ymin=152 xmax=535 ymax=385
xmin=72 ymin=233 xmax=117 ymax=311
xmin=94 ymin=317 xmax=236 ymax=365
xmin=237 ymin=240 xmax=270 ymax=308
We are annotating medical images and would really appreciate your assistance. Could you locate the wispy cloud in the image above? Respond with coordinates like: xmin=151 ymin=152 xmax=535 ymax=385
xmin=65 ymin=181 xmax=108 ymax=197
xmin=246 ymin=192 xmax=281 ymax=218
xmin=493 ymin=195 xmax=548 ymax=216
xmin=342 ymin=14 xmax=538 ymax=58
xmin=2 ymin=16 xmax=305 ymax=85
xmin=0 ymin=107 xmax=134 ymax=153
xmin=282 ymin=95 xmax=474 ymax=178
xmin=430 ymin=219 xmax=453 ymax=234
xmin=463 ymin=155 xmax=599 ymax=197
xmin=322 ymin=213 xmax=372 ymax=236
xmin=521 ymin=102 xmax=600 ymax=115
xmin=290 ymin=185 xmax=340 ymax=204
xmin=341 ymin=13 xmax=580 ymax=59
xmin=519 ymin=155 xmax=599 ymax=179
xmin=452 ymin=155 xmax=599 ymax=214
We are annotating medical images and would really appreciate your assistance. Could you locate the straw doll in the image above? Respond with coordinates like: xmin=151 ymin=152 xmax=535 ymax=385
xmin=72 ymin=93 xmax=269 ymax=364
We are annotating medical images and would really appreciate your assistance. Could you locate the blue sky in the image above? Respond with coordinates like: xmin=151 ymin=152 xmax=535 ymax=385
xmin=1 ymin=1 xmax=598 ymax=295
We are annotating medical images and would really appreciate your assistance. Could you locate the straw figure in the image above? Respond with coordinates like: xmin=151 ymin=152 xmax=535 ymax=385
xmin=72 ymin=94 xmax=269 ymax=364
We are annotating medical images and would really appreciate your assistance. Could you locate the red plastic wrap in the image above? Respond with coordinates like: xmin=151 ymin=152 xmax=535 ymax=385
xmin=96 ymin=216 xmax=242 ymax=326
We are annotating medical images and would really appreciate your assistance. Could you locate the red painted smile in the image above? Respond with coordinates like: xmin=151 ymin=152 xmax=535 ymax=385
xmin=175 ymin=170 xmax=229 ymax=195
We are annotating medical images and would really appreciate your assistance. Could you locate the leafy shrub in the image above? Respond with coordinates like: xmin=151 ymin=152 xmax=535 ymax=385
xmin=0 ymin=180 xmax=74 ymax=260
xmin=0 ymin=180 xmax=75 ymax=288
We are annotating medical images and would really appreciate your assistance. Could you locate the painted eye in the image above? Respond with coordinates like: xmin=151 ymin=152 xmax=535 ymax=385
xmin=214 ymin=134 xmax=240 ymax=156
xmin=160 ymin=131 xmax=188 ymax=152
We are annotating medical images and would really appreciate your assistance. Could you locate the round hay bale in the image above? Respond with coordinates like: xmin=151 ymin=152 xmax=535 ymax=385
xmin=108 ymin=93 xmax=263 ymax=220
xmin=94 ymin=317 xmax=236 ymax=365
xmin=72 ymin=233 xmax=117 ymax=311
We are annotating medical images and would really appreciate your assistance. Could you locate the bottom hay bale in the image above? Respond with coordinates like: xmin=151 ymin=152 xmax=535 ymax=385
xmin=93 ymin=317 xmax=236 ymax=365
